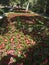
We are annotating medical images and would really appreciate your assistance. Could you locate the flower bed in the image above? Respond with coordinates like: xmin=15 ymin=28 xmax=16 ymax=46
xmin=0 ymin=14 xmax=49 ymax=65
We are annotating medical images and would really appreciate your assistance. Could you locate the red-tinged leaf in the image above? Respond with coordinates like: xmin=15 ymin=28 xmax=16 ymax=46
xmin=0 ymin=43 xmax=5 ymax=49
xmin=7 ymin=50 xmax=14 ymax=55
xmin=4 ymin=38 xmax=8 ymax=42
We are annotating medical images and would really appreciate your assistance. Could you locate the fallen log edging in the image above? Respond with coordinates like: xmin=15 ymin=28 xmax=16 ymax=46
xmin=6 ymin=12 xmax=49 ymax=27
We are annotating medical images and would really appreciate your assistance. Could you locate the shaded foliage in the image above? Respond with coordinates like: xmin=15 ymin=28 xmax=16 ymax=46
xmin=0 ymin=0 xmax=10 ymax=6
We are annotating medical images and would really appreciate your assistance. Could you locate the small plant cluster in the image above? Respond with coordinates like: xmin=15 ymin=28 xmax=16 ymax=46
xmin=0 ymin=30 xmax=36 ymax=64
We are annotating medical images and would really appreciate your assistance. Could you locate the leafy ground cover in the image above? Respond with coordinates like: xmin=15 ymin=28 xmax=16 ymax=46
xmin=0 ymin=13 xmax=49 ymax=65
